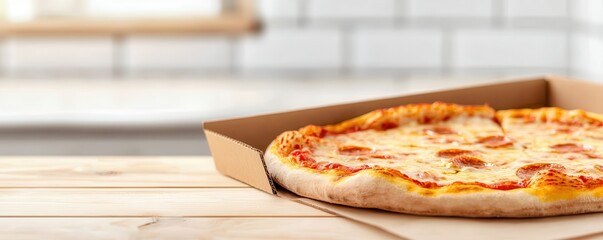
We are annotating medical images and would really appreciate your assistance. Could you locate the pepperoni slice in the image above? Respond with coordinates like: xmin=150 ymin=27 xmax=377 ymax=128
xmin=379 ymin=121 xmax=399 ymax=130
xmin=487 ymin=181 xmax=526 ymax=190
xmin=584 ymin=152 xmax=602 ymax=159
xmin=553 ymin=127 xmax=576 ymax=134
xmin=450 ymin=155 xmax=487 ymax=169
xmin=436 ymin=149 xmax=476 ymax=158
xmin=290 ymin=149 xmax=318 ymax=168
xmin=338 ymin=145 xmax=372 ymax=155
xmin=515 ymin=163 xmax=565 ymax=180
xmin=550 ymin=143 xmax=601 ymax=159
xmin=424 ymin=127 xmax=457 ymax=135
xmin=477 ymin=136 xmax=513 ymax=148
xmin=550 ymin=143 xmax=591 ymax=153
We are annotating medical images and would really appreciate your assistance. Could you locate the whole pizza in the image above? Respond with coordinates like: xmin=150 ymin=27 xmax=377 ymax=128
xmin=264 ymin=102 xmax=603 ymax=217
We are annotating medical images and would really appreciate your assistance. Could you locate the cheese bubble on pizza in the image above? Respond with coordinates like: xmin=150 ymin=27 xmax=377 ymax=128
xmin=264 ymin=102 xmax=603 ymax=217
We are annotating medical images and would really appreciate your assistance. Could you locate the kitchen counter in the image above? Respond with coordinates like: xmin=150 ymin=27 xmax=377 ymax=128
xmin=0 ymin=76 xmax=512 ymax=155
xmin=0 ymin=156 xmax=399 ymax=239
xmin=0 ymin=76 xmax=504 ymax=128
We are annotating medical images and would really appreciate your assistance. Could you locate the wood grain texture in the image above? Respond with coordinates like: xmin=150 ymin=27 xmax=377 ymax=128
xmin=0 ymin=156 xmax=398 ymax=238
xmin=0 ymin=188 xmax=331 ymax=217
xmin=0 ymin=156 xmax=246 ymax=187
xmin=0 ymin=217 xmax=399 ymax=240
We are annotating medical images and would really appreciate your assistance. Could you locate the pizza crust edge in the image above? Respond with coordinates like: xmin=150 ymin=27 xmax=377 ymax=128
xmin=265 ymin=142 xmax=603 ymax=217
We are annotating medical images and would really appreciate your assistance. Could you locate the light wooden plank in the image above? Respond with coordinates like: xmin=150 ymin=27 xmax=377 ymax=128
xmin=0 ymin=156 xmax=247 ymax=188
xmin=0 ymin=217 xmax=399 ymax=240
xmin=0 ymin=188 xmax=331 ymax=217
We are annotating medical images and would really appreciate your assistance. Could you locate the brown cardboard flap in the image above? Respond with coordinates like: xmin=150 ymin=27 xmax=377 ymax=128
xmin=278 ymin=188 xmax=603 ymax=240
xmin=204 ymin=129 xmax=275 ymax=194
xmin=548 ymin=75 xmax=603 ymax=113
xmin=295 ymin=197 xmax=603 ymax=240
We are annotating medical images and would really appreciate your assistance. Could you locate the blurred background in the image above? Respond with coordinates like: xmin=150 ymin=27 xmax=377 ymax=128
xmin=0 ymin=0 xmax=601 ymax=155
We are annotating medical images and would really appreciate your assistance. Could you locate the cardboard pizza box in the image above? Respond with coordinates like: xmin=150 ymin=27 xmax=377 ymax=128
xmin=203 ymin=75 xmax=603 ymax=240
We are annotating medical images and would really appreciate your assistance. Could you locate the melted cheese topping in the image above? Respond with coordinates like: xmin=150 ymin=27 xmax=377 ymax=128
xmin=309 ymin=115 xmax=603 ymax=187
xmin=311 ymin=116 xmax=526 ymax=185
xmin=502 ymin=120 xmax=603 ymax=177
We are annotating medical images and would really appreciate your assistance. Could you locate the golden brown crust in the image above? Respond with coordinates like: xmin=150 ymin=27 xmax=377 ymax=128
xmin=266 ymin=103 xmax=603 ymax=217
xmin=323 ymin=102 xmax=495 ymax=134
xmin=496 ymin=107 xmax=603 ymax=126
xmin=274 ymin=130 xmax=320 ymax=156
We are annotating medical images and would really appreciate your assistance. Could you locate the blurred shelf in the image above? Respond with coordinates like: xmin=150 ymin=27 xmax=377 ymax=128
xmin=0 ymin=17 xmax=258 ymax=35
xmin=0 ymin=0 xmax=257 ymax=35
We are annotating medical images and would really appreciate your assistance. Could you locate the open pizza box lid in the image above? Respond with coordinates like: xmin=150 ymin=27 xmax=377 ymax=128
xmin=203 ymin=75 xmax=603 ymax=240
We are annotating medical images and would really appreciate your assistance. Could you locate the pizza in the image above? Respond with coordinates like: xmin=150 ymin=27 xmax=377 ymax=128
xmin=264 ymin=102 xmax=603 ymax=217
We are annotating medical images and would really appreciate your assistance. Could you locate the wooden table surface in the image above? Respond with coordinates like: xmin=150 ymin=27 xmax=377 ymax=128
xmin=0 ymin=156 xmax=399 ymax=239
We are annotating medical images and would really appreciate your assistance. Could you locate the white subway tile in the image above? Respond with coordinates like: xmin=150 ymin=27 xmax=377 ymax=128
xmin=452 ymin=30 xmax=567 ymax=68
xmin=571 ymin=33 xmax=603 ymax=76
xmin=5 ymin=37 xmax=113 ymax=72
xmin=258 ymin=0 xmax=299 ymax=19
xmin=0 ymin=40 xmax=4 ymax=69
xmin=571 ymin=0 xmax=603 ymax=24
xmin=507 ymin=0 xmax=567 ymax=18
xmin=352 ymin=29 xmax=442 ymax=68
xmin=239 ymin=29 xmax=341 ymax=70
xmin=307 ymin=0 xmax=395 ymax=19
xmin=408 ymin=0 xmax=492 ymax=18
xmin=124 ymin=36 xmax=230 ymax=72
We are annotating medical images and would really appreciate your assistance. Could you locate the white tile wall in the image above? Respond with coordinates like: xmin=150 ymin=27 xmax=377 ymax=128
xmin=453 ymin=30 xmax=567 ymax=68
xmin=5 ymin=37 xmax=113 ymax=73
xmin=352 ymin=29 xmax=442 ymax=68
xmin=0 ymin=0 xmax=601 ymax=78
xmin=124 ymin=36 xmax=231 ymax=72
xmin=570 ymin=0 xmax=603 ymax=78
xmin=0 ymin=40 xmax=4 ymax=70
xmin=571 ymin=0 xmax=603 ymax=24
xmin=408 ymin=0 xmax=493 ymax=18
xmin=506 ymin=0 xmax=567 ymax=18
xmin=257 ymin=0 xmax=300 ymax=20
xmin=239 ymin=29 xmax=341 ymax=71
xmin=571 ymin=33 xmax=603 ymax=76
xmin=307 ymin=0 xmax=395 ymax=19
